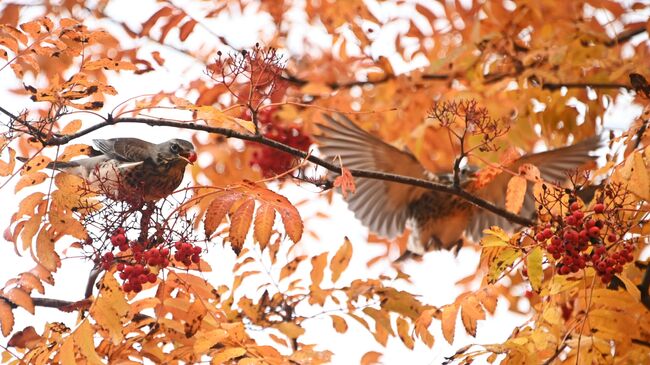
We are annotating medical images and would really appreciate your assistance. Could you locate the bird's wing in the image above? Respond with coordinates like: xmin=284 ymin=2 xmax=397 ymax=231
xmin=316 ymin=113 xmax=428 ymax=238
xmin=93 ymin=138 xmax=155 ymax=162
xmin=466 ymin=136 xmax=601 ymax=241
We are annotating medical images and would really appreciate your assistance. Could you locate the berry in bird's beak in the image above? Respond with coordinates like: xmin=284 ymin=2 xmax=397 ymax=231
xmin=179 ymin=151 xmax=197 ymax=164
xmin=187 ymin=151 xmax=197 ymax=164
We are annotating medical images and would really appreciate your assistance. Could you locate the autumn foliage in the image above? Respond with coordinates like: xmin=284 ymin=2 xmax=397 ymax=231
xmin=0 ymin=1 xmax=650 ymax=364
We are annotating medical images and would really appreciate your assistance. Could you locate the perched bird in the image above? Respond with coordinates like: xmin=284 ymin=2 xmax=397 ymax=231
xmin=20 ymin=138 xmax=197 ymax=202
xmin=316 ymin=113 xmax=600 ymax=256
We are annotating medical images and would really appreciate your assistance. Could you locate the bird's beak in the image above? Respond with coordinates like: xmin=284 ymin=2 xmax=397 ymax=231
xmin=179 ymin=151 xmax=197 ymax=165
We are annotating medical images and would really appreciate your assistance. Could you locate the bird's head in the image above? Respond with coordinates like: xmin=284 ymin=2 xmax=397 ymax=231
xmin=158 ymin=139 xmax=197 ymax=165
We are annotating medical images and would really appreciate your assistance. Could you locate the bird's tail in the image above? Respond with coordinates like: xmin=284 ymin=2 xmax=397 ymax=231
xmin=16 ymin=156 xmax=79 ymax=170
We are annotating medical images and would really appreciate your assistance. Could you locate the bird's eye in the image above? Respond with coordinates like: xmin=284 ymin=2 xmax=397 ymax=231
xmin=170 ymin=143 xmax=179 ymax=153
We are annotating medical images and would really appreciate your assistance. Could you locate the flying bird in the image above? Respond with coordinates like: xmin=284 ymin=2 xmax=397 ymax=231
xmin=20 ymin=138 xmax=197 ymax=202
xmin=316 ymin=113 xmax=600 ymax=257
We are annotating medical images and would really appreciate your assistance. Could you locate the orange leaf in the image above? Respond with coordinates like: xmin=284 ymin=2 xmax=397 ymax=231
xmin=229 ymin=198 xmax=255 ymax=254
xmin=179 ymin=19 xmax=197 ymax=41
xmin=277 ymin=205 xmax=303 ymax=243
xmin=36 ymin=227 xmax=60 ymax=272
xmin=310 ymin=252 xmax=328 ymax=288
xmin=21 ymin=155 xmax=51 ymax=175
xmin=279 ymin=256 xmax=305 ymax=281
xmin=61 ymin=119 xmax=82 ymax=135
xmin=460 ymin=296 xmax=485 ymax=337
xmin=0 ymin=147 xmax=16 ymax=176
xmin=7 ymin=326 xmax=41 ymax=349
xmin=330 ymin=315 xmax=348 ymax=334
xmin=0 ymin=300 xmax=14 ymax=336
xmin=330 ymin=237 xmax=352 ymax=283
xmin=396 ymin=317 xmax=414 ymax=349
xmin=140 ymin=6 xmax=173 ymax=36
xmin=48 ymin=203 xmax=87 ymax=240
xmin=14 ymin=171 xmax=48 ymax=192
xmin=361 ymin=351 xmax=382 ymax=365
xmin=204 ymin=191 xmax=241 ymax=237
xmin=441 ymin=304 xmax=458 ymax=344
xmin=4 ymin=287 xmax=34 ymax=314
xmin=253 ymin=203 xmax=275 ymax=248
xmin=333 ymin=167 xmax=356 ymax=198
xmin=72 ymin=320 xmax=104 ymax=364
xmin=505 ymin=175 xmax=527 ymax=214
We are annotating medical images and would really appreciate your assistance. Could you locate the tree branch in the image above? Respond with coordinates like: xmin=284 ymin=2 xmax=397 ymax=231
xmin=21 ymin=114 xmax=533 ymax=226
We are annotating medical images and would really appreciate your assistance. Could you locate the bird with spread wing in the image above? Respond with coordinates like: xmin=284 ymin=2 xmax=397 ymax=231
xmin=316 ymin=113 xmax=600 ymax=257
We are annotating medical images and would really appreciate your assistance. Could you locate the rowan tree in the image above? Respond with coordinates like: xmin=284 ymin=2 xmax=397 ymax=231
xmin=0 ymin=1 xmax=649 ymax=364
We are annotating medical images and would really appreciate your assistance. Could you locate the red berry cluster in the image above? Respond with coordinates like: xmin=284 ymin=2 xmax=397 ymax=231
xmin=117 ymin=263 xmax=157 ymax=293
xmin=173 ymin=241 xmax=202 ymax=266
xmin=102 ymin=228 xmax=204 ymax=293
xmin=535 ymin=201 xmax=634 ymax=284
xmin=247 ymin=108 xmax=312 ymax=177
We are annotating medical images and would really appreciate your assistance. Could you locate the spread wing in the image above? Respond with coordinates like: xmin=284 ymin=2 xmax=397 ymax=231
xmin=93 ymin=138 xmax=155 ymax=162
xmin=466 ymin=136 xmax=601 ymax=240
xmin=316 ymin=113 xmax=428 ymax=238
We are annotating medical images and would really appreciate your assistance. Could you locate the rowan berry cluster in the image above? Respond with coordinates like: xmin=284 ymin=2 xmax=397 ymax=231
xmin=535 ymin=200 xmax=634 ymax=283
xmin=247 ymin=108 xmax=312 ymax=177
xmin=99 ymin=228 xmax=202 ymax=293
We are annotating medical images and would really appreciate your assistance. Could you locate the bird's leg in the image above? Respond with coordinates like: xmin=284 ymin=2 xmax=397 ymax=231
xmin=452 ymin=239 xmax=464 ymax=256
xmin=138 ymin=202 xmax=155 ymax=242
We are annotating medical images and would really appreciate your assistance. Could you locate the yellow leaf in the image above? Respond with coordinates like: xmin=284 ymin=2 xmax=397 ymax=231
xmin=0 ymin=300 xmax=14 ymax=336
xmin=527 ymin=247 xmax=544 ymax=292
xmin=83 ymin=58 xmax=136 ymax=71
xmin=441 ymin=304 xmax=458 ymax=344
xmin=72 ymin=320 xmax=104 ymax=365
xmin=505 ymin=175 xmax=527 ymax=214
xmin=229 ymin=198 xmax=255 ymax=253
xmin=253 ymin=203 xmax=275 ymax=248
xmin=483 ymin=226 xmax=510 ymax=241
xmin=15 ymin=171 xmax=48 ymax=192
xmin=330 ymin=237 xmax=352 ymax=283
xmin=310 ymin=252 xmax=328 ymax=288
xmin=91 ymin=274 xmax=129 ymax=345
xmin=210 ymin=347 xmax=247 ymax=364
xmin=488 ymin=248 xmax=520 ymax=283
xmin=616 ymin=273 xmax=641 ymax=301
xmin=277 ymin=204 xmax=303 ymax=243
xmin=330 ymin=315 xmax=348 ymax=334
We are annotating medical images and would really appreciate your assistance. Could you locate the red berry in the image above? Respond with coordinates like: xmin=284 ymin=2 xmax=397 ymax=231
xmin=117 ymin=263 xmax=125 ymax=271
xmin=123 ymin=282 xmax=132 ymax=292
xmin=572 ymin=210 xmax=584 ymax=220
xmin=570 ymin=202 xmax=581 ymax=211
xmin=161 ymin=247 xmax=170 ymax=256
xmin=132 ymin=282 xmax=142 ymax=293
xmin=543 ymin=228 xmax=553 ymax=239
xmin=607 ymin=233 xmax=617 ymax=243
xmin=594 ymin=203 xmax=605 ymax=214
xmin=536 ymin=232 xmax=546 ymax=241
xmin=119 ymin=243 xmax=129 ymax=252
xmin=585 ymin=219 xmax=596 ymax=228
xmin=551 ymin=236 xmax=562 ymax=246
xmin=588 ymin=226 xmax=600 ymax=237
xmin=565 ymin=215 xmax=577 ymax=226
xmin=147 ymin=273 xmax=157 ymax=283
xmin=191 ymin=254 xmax=200 ymax=263
xmin=192 ymin=246 xmax=202 ymax=255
